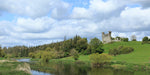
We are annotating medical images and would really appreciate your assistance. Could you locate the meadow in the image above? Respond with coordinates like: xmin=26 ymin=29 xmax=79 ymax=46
xmin=55 ymin=41 xmax=150 ymax=65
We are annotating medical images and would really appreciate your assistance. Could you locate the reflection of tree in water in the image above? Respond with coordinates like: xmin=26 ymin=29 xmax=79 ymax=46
xmin=88 ymin=68 xmax=113 ymax=75
xmin=30 ymin=62 xmax=91 ymax=75
xmin=30 ymin=62 xmax=150 ymax=75
xmin=113 ymin=69 xmax=134 ymax=75
xmin=54 ymin=63 xmax=91 ymax=75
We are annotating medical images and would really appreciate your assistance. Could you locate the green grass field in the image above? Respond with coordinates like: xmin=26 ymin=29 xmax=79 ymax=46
xmin=58 ymin=41 xmax=150 ymax=65
xmin=104 ymin=41 xmax=150 ymax=64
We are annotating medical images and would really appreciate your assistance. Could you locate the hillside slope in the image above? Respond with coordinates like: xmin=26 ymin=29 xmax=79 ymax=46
xmin=103 ymin=41 xmax=150 ymax=64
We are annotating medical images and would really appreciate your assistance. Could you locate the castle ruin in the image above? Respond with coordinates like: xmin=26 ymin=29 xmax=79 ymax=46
xmin=102 ymin=31 xmax=112 ymax=44
xmin=102 ymin=31 xmax=121 ymax=44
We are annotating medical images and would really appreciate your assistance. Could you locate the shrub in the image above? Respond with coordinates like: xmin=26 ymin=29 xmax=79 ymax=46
xmin=70 ymin=49 xmax=79 ymax=60
xmin=29 ymin=52 xmax=35 ymax=58
xmin=142 ymin=36 xmax=149 ymax=41
xmin=64 ymin=52 xmax=69 ymax=57
xmin=0 ymin=50 xmax=5 ymax=57
xmin=109 ymin=46 xmax=134 ymax=56
xmin=121 ymin=38 xmax=129 ymax=42
xmin=89 ymin=53 xmax=112 ymax=67
xmin=41 ymin=51 xmax=56 ymax=62
xmin=142 ymin=36 xmax=150 ymax=44
xmin=120 ymin=47 xmax=134 ymax=54
xmin=41 ymin=51 xmax=51 ymax=62
xmin=109 ymin=48 xmax=119 ymax=56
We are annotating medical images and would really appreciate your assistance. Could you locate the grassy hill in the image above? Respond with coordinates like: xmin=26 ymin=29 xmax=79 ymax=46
xmin=103 ymin=41 xmax=150 ymax=64
xmin=58 ymin=41 xmax=150 ymax=65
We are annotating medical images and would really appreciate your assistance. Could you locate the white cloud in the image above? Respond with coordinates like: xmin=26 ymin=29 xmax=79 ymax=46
xmin=0 ymin=0 xmax=150 ymax=47
xmin=71 ymin=0 xmax=126 ymax=20
xmin=14 ymin=17 xmax=56 ymax=33
xmin=0 ymin=0 xmax=71 ymax=18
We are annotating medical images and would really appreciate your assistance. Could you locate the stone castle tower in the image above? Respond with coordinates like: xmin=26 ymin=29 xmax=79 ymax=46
xmin=102 ymin=31 xmax=112 ymax=44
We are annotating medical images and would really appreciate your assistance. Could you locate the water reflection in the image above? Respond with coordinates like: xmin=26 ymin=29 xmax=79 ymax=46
xmin=31 ymin=70 xmax=51 ymax=75
xmin=30 ymin=62 xmax=150 ymax=75
xmin=17 ymin=59 xmax=30 ymax=62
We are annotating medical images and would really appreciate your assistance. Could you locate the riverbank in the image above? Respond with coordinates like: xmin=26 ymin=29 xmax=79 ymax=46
xmin=30 ymin=41 xmax=150 ymax=72
xmin=0 ymin=59 xmax=31 ymax=75
xmin=31 ymin=56 xmax=150 ymax=72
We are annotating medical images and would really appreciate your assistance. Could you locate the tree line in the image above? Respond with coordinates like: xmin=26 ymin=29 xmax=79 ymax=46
xmin=1 ymin=35 xmax=104 ymax=60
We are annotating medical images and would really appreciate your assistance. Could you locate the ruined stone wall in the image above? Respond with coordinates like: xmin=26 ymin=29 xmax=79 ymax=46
xmin=102 ymin=31 xmax=112 ymax=44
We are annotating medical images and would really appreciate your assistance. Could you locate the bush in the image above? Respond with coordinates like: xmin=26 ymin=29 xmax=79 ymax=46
xmin=121 ymin=38 xmax=128 ymax=42
xmin=142 ymin=36 xmax=150 ymax=44
xmin=41 ymin=51 xmax=56 ymax=62
xmin=89 ymin=53 xmax=112 ymax=67
xmin=142 ymin=36 xmax=149 ymax=41
xmin=64 ymin=52 xmax=69 ymax=57
xmin=41 ymin=51 xmax=51 ymax=62
xmin=29 ymin=52 xmax=35 ymax=58
xmin=109 ymin=48 xmax=119 ymax=56
xmin=109 ymin=46 xmax=134 ymax=56
xmin=70 ymin=49 xmax=79 ymax=60
xmin=0 ymin=50 xmax=5 ymax=57
xmin=120 ymin=47 xmax=134 ymax=54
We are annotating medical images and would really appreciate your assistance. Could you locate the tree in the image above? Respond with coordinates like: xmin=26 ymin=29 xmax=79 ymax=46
xmin=131 ymin=35 xmax=136 ymax=41
xmin=29 ymin=52 xmax=35 ymax=58
xmin=0 ymin=47 xmax=5 ymax=57
xmin=142 ymin=36 xmax=149 ymax=42
xmin=121 ymin=38 xmax=129 ymax=42
xmin=72 ymin=35 xmax=81 ymax=48
xmin=142 ymin=36 xmax=150 ymax=44
xmin=41 ymin=51 xmax=56 ymax=62
xmin=62 ymin=40 xmax=72 ymax=52
xmin=86 ymin=45 xmax=92 ymax=55
xmin=89 ymin=38 xmax=104 ymax=54
xmin=76 ymin=38 xmax=88 ymax=53
xmin=89 ymin=53 xmax=112 ymax=67
xmin=70 ymin=49 xmax=79 ymax=60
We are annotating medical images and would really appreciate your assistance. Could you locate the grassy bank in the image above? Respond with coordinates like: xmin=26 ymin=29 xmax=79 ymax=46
xmin=103 ymin=41 xmax=150 ymax=64
xmin=32 ymin=41 xmax=149 ymax=71
xmin=48 ymin=41 xmax=150 ymax=64
xmin=0 ymin=60 xmax=31 ymax=75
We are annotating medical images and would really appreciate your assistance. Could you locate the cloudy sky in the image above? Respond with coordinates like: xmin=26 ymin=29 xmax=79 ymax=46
xmin=0 ymin=0 xmax=150 ymax=47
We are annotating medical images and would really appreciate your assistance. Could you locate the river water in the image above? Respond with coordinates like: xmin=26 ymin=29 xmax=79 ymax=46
xmin=17 ymin=59 xmax=150 ymax=75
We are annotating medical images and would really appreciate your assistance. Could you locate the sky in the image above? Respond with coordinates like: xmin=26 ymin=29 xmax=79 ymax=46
xmin=0 ymin=0 xmax=150 ymax=47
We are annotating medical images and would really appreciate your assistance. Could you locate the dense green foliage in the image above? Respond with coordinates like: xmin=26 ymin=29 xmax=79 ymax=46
xmin=142 ymin=36 xmax=150 ymax=44
xmin=121 ymin=38 xmax=129 ymax=42
xmin=0 ymin=47 xmax=5 ymax=57
xmin=87 ymin=38 xmax=104 ymax=54
xmin=3 ymin=35 xmax=104 ymax=61
xmin=70 ymin=49 xmax=79 ymax=60
xmin=4 ymin=46 xmax=29 ymax=57
xmin=109 ymin=46 xmax=134 ymax=56
xmin=89 ymin=53 xmax=112 ymax=67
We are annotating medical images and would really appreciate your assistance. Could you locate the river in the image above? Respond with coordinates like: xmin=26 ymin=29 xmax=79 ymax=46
xmin=17 ymin=59 xmax=150 ymax=75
